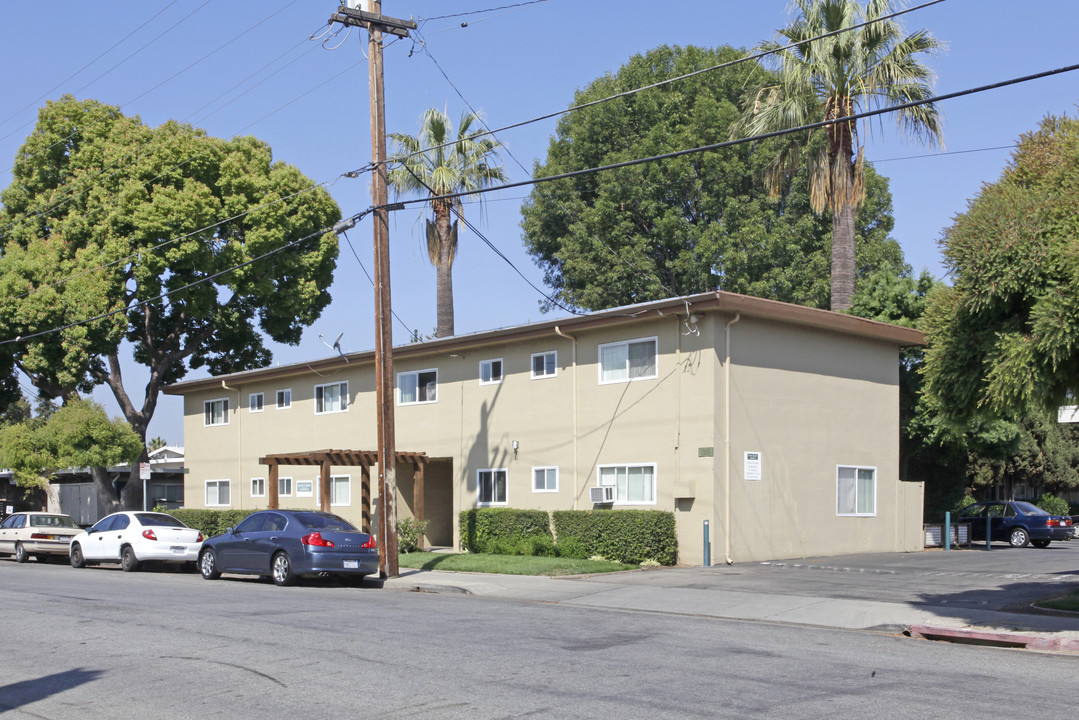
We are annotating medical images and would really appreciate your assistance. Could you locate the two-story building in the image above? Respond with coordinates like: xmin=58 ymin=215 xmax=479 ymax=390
xmin=163 ymin=291 xmax=926 ymax=564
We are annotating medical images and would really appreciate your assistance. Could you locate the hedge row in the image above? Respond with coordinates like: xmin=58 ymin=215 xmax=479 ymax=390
xmin=161 ymin=508 xmax=258 ymax=538
xmin=553 ymin=510 xmax=677 ymax=565
xmin=458 ymin=508 xmax=678 ymax=565
xmin=459 ymin=508 xmax=551 ymax=553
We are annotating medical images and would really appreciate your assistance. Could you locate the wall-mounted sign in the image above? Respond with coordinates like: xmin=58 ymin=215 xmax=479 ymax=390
xmin=296 ymin=480 xmax=314 ymax=497
xmin=744 ymin=451 xmax=762 ymax=481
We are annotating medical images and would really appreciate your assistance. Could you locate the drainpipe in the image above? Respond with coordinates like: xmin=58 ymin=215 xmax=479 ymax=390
xmin=554 ymin=327 xmax=578 ymax=510
xmin=724 ymin=313 xmax=740 ymax=565
xmin=222 ymin=380 xmax=242 ymax=509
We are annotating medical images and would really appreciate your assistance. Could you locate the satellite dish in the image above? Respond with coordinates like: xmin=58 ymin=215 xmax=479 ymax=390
xmin=318 ymin=332 xmax=350 ymax=363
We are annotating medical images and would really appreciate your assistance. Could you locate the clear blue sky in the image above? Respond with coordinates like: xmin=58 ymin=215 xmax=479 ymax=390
xmin=2 ymin=0 xmax=1078 ymax=445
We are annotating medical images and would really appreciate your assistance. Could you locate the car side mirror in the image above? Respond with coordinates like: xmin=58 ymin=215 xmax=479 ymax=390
xmin=226 ymin=526 xmax=235 ymax=535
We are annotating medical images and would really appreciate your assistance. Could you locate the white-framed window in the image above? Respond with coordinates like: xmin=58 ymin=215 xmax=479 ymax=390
xmin=478 ymin=469 xmax=508 ymax=505
xmin=479 ymin=358 xmax=503 ymax=385
xmin=331 ymin=475 xmax=350 ymax=506
xmin=533 ymin=466 xmax=558 ymax=493
xmin=315 ymin=381 xmax=348 ymax=414
xmin=531 ymin=351 xmax=557 ymax=379
xmin=598 ymin=463 xmax=656 ymax=504
xmin=249 ymin=392 xmax=264 ymax=413
xmin=278 ymin=476 xmax=293 ymax=497
xmin=203 ymin=398 xmax=229 ymax=426
xmin=399 ymin=369 xmax=438 ymax=405
xmin=276 ymin=389 xmax=292 ymax=409
xmin=837 ymin=466 xmax=877 ymax=517
xmin=599 ymin=337 xmax=658 ymax=383
xmin=205 ymin=480 xmax=231 ymax=507
xmin=296 ymin=479 xmax=314 ymax=498
xmin=251 ymin=477 xmax=265 ymax=498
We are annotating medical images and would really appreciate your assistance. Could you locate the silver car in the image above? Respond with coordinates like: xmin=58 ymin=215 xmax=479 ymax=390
xmin=0 ymin=512 xmax=83 ymax=563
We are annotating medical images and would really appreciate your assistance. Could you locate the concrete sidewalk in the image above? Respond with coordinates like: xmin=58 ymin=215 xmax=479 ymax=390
xmin=383 ymin=559 xmax=1079 ymax=652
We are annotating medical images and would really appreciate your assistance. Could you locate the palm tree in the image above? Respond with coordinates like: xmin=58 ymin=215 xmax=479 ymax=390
xmin=735 ymin=0 xmax=943 ymax=311
xmin=387 ymin=109 xmax=505 ymax=337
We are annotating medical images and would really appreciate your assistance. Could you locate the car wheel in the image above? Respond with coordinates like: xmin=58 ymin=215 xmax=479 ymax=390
xmin=1009 ymin=527 xmax=1030 ymax=548
xmin=272 ymin=551 xmax=296 ymax=587
xmin=1031 ymin=539 xmax=1051 ymax=548
xmin=199 ymin=549 xmax=221 ymax=579
xmin=70 ymin=543 xmax=86 ymax=568
xmin=14 ymin=542 xmax=28 ymax=563
xmin=120 ymin=545 xmax=140 ymax=572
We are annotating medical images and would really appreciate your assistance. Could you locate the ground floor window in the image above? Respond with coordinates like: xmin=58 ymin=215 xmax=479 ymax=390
xmin=251 ymin=477 xmax=265 ymax=498
xmin=478 ymin=469 xmax=507 ymax=505
xmin=331 ymin=475 xmax=350 ymax=506
xmin=837 ymin=466 xmax=876 ymax=516
xmin=278 ymin=476 xmax=293 ymax=497
xmin=598 ymin=463 xmax=656 ymax=504
xmin=532 ymin=466 xmax=558 ymax=493
xmin=206 ymin=480 xmax=231 ymax=507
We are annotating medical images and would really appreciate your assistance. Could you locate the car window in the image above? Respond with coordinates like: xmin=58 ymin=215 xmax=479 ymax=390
xmin=985 ymin=504 xmax=1005 ymax=518
xmin=264 ymin=513 xmax=288 ymax=532
xmin=91 ymin=516 xmax=116 ymax=533
xmin=0 ymin=514 xmax=21 ymax=529
xmin=295 ymin=512 xmax=357 ymax=532
xmin=960 ymin=505 xmax=985 ymax=518
xmin=135 ymin=513 xmax=187 ymax=528
xmin=235 ymin=514 xmax=266 ymax=533
xmin=1014 ymin=501 xmax=1048 ymax=516
xmin=1002 ymin=504 xmax=1016 ymax=518
xmin=112 ymin=515 xmax=131 ymax=530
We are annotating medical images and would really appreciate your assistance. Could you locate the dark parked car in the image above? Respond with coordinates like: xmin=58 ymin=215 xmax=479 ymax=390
xmin=198 ymin=510 xmax=379 ymax=586
xmin=956 ymin=501 xmax=1073 ymax=548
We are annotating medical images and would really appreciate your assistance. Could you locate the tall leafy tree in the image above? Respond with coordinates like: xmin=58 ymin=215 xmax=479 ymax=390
xmin=735 ymin=0 xmax=943 ymax=310
xmin=387 ymin=108 xmax=506 ymax=338
xmin=0 ymin=96 xmax=341 ymax=509
xmin=521 ymin=44 xmax=904 ymax=312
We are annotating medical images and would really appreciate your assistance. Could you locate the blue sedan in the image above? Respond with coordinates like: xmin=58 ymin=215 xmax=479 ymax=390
xmin=198 ymin=510 xmax=379 ymax=586
xmin=957 ymin=501 xmax=1073 ymax=548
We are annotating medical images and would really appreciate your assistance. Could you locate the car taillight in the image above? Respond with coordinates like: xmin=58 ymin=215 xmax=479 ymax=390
xmin=142 ymin=529 xmax=158 ymax=540
xmin=361 ymin=537 xmax=377 ymax=549
xmin=197 ymin=532 xmax=204 ymax=542
xmin=302 ymin=532 xmax=335 ymax=547
xmin=1047 ymin=519 xmax=1062 ymax=527
xmin=30 ymin=533 xmax=50 ymax=540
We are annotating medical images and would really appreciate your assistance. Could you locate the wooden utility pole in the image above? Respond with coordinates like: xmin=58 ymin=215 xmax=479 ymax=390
xmin=330 ymin=2 xmax=415 ymax=578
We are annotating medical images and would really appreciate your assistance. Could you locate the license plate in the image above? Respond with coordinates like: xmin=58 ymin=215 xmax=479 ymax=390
xmin=343 ymin=560 xmax=358 ymax=569
xmin=171 ymin=545 xmax=185 ymax=553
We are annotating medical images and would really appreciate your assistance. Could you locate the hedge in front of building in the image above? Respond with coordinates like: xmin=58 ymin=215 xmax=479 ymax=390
xmin=459 ymin=508 xmax=552 ymax=553
xmin=552 ymin=509 xmax=677 ymax=565
xmin=161 ymin=508 xmax=259 ymax=538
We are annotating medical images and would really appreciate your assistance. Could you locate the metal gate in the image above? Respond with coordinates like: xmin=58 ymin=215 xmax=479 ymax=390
xmin=58 ymin=483 xmax=96 ymax=526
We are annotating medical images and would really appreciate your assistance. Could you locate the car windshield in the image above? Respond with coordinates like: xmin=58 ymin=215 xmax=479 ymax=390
xmin=294 ymin=512 xmax=357 ymax=532
xmin=1013 ymin=502 xmax=1048 ymax=516
xmin=30 ymin=515 xmax=78 ymax=528
xmin=135 ymin=512 xmax=188 ymax=527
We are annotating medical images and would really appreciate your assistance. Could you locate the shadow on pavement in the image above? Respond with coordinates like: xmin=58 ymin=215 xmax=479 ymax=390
xmin=0 ymin=668 xmax=103 ymax=713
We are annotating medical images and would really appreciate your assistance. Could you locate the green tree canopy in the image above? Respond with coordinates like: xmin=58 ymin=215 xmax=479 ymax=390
xmin=922 ymin=114 xmax=1079 ymax=426
xmin=520 ymin=44 xmax=904 ymax=312
xmin=0 ymin=96 xmax=341 ymax=507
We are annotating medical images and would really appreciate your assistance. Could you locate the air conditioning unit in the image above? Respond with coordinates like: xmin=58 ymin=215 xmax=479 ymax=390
xmin=589 ymin=485 xmax=615 ymax=504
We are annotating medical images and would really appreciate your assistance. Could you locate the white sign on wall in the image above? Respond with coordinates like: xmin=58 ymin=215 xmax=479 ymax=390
xmin=1059 ymin=406 xmax=1079 ymax=423
xmin=744 ymin=451 xmax=762 ymax=481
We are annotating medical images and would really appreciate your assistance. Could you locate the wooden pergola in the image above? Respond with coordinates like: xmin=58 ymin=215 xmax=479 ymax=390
xmin=257 ymin=449 xmax=428 ymax=538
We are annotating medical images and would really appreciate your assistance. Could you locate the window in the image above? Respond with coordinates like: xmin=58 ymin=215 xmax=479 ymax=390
xmin=251 ymin=477 xmax=265 ymax=498
xmin=399 ymin=369 xmax=438 ymax=404
xmin=276 ymin=389 xmax=292 ymax=409
xmin=479 ymin=359 xmax=503 ymax=385
xmin=249 ymin=392 xmax=264 ymax=413
xmin=598 ymin=463 xmax=656 ymax=504
xmin=599 ymin=337 xmax=658 ymax=383
xmin=278 ymin=476 xmax=293 ymax=497
xmin=533 ymin=466 xmax=558 ymax=493
xmin=206 ymin=480 xmax=231 ymax=507
xmin=836 ymin=466 xmax=876 ymax=516
xmin=531 ymin=351 xmax=557 ymax=379
xmin=331 ymin=475 xmax=350 ymax=506
xmin=478 ymin=469 xmax=507 ymax=505
xmin=315 ymin=381 xmax=348 ymax=414
xmin=203 ymin=398 xmax=229 ymax=426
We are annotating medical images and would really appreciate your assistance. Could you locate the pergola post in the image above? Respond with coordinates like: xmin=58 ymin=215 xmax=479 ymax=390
xmin=361 ymin=464 xmax=372 ymax=533
xmin=268 ymin=461 xmax=279 ymax=510
xmin=414 ymin=460 xmax=426 ymax=550
xmin=320 ymin=460 xmax=331 ymax=512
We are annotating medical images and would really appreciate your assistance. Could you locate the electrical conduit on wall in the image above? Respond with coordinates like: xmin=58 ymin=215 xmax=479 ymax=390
xmin=554 ymin=327 xmax=578 ymax=510
xmin=724 ymin=313 xmax=740 ymax=565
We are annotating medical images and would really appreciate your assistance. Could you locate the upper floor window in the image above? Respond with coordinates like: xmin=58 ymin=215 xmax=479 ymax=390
xmin=249 ymin=393 xmax=264 ymax=413
xmin=276 ymin=389 xmax=291 ymax=409
xmin=315 ymin=381 xmax=348 ymax=414
xmin=204 ymin=398 xmax=229 ymax=426
xmin=531 ymin=351 xmax=557 ymax=379
xmin=399 ymin=369 xmax=437 ymax=405
xmin=533 ymin=466 xmax=558 ymax=493
xmin=479 ymin=359 xmax=503 ymax=385
xmin=599 ymin=337 xmax=657 ymax=383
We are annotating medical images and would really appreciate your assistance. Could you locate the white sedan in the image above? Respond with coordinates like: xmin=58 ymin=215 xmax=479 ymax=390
xmin=69 ymin=511 xmax=204 ymax=572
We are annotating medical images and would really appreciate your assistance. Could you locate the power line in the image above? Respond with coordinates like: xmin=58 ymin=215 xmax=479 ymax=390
xmin=420 ymin=0 xmax=552 ymax=22
xmin=339 ymin=229 xmax=415 ymax=336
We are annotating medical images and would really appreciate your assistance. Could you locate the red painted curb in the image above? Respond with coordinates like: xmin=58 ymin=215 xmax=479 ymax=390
xmin=907 ymin=625 xmax=1079 ymax=651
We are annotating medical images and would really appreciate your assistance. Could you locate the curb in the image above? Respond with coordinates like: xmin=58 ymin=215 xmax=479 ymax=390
xmin=907 ymin=625 xmax=1079 ymax=652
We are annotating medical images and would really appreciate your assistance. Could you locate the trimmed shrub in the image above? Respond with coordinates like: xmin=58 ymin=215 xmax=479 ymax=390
xmin=552 ymin=509 xmax=677 ymax=565
xmin=459 ymin=508 xmax=552 ymax=553
xmin=555 ymin=536 xmax=589 ymax=559
xmin=397 ymin=517 xmax=430 ymax=553
xmin=161 ymin=508 xmax=259 ymax=538
xmin=1035 ymin=493 xmax=1070 ymax=516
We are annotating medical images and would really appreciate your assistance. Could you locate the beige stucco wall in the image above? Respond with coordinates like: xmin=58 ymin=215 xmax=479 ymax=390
xmin=176 ymin=309 xmax=922 ymax=564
